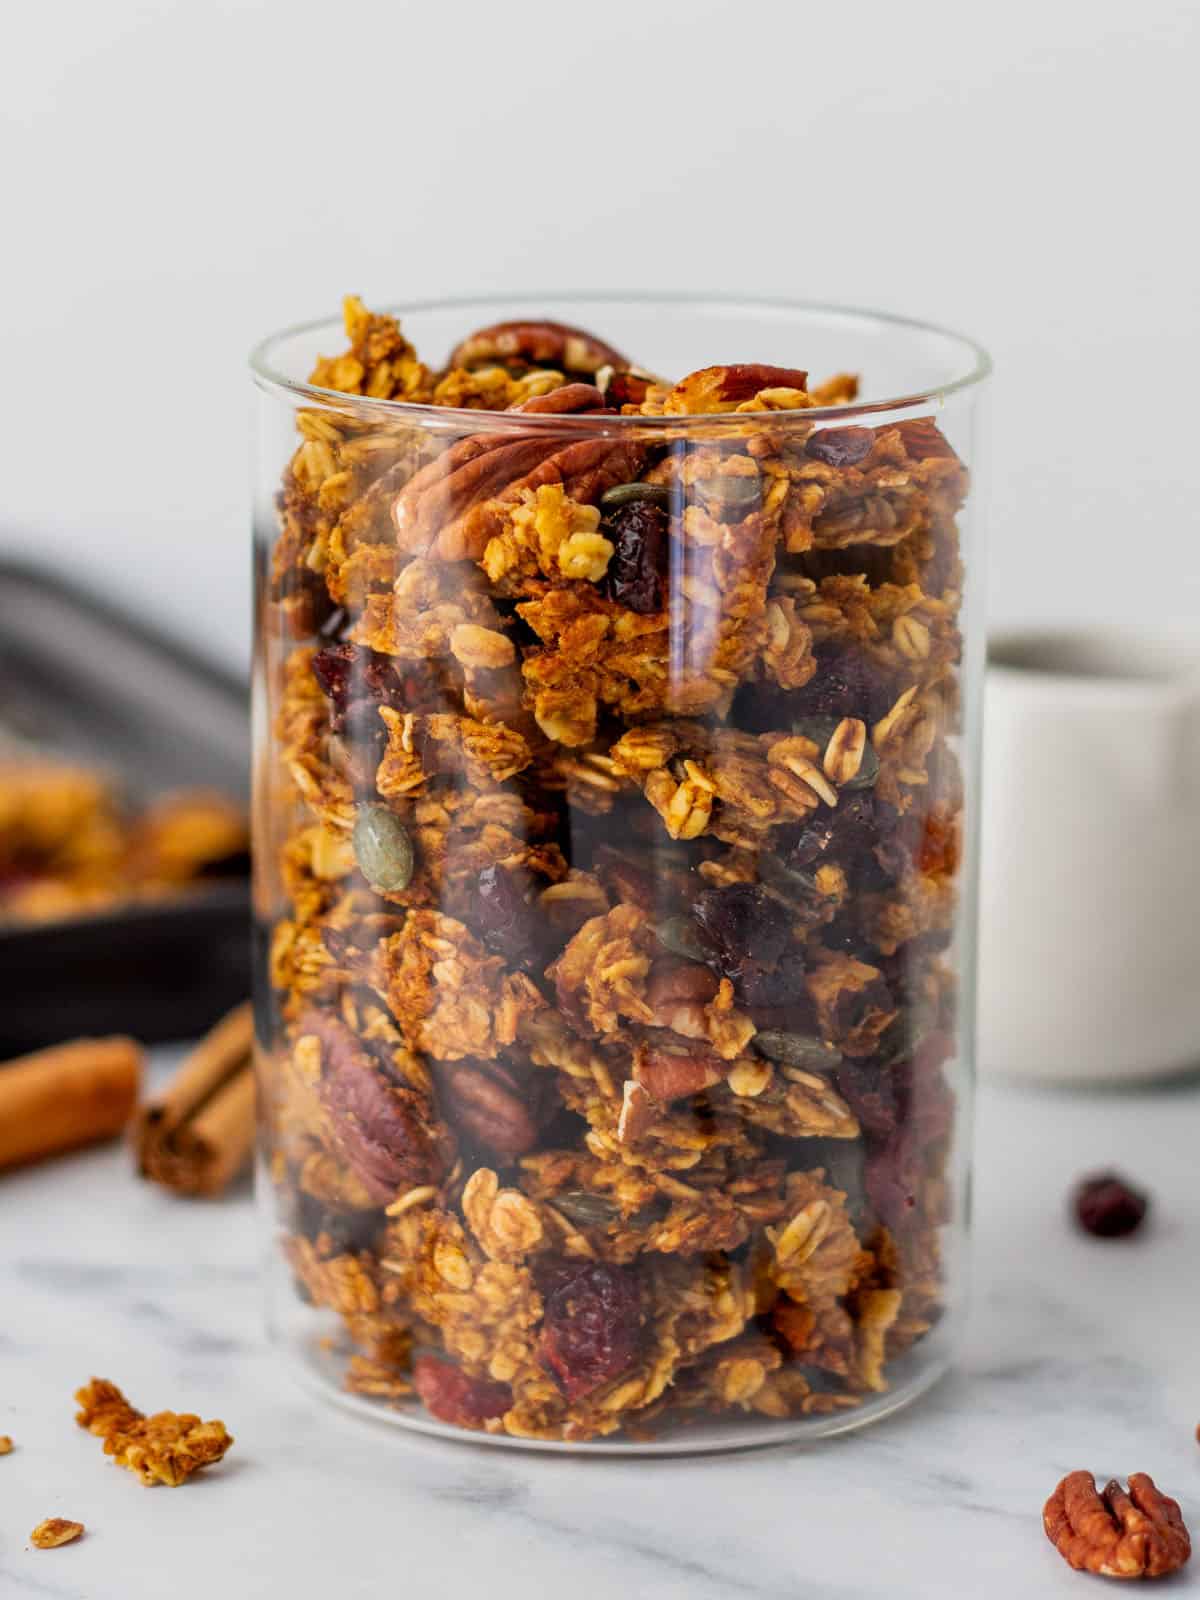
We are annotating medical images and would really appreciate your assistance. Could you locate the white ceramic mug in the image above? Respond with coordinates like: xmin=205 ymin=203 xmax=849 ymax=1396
xmin=978 ymin=627 xmax=1200 ymax=1084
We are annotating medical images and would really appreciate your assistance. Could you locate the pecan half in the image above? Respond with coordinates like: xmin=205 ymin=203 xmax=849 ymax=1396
xmin=392 ymin=385 xmax=641 ymax=562
xmin=1043 ymin=1471 xmax=1191 ymax=1580
xmin=300 ymin=1010 xmax=452 ymax=1200
xmin=448 ymin=319 xmax=629 ymax=376
xmin=435 ymin=1060 xmax=540 ymax=1159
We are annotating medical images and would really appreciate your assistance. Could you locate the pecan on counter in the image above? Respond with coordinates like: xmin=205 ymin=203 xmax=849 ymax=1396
xmin=263 ymin=301 xmax=972 ymax=1442
xmin=1044 ymin=1472 xmax=1191 ymax=1580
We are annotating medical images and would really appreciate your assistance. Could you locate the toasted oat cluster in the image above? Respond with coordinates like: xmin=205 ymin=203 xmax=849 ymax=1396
xmin=0 ymin=763 xmax=247 ymax=925
xmin=261 ymin=300 xmax=967 ymax=1442
xmin=75 ymin=1378 xmax=234 ymax=1486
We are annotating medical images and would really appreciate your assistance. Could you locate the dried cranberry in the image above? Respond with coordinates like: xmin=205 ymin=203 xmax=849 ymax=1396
xmin=312 ymin=643 xmax=395 ymax=730
xmin=735 ymin=950 xmax=813 ymax=1014
xmin=474 ymin=863 xmax=544 ymax=968
xmin=782 ymin=792 xmax=891 ymax=895
xmin=818 ymin=913 xmax=874 ymax=962
xmin=806 ymin=425 xmax=875 ymax=468
xmin=604 ymin=500 xmax=669 ymax=614
xmin=788 ymin=643 xmax=892 ymax=724
xmin=835 ymin=1059 xmax=903 ymax=1140
xmin=311 ymin=642 xmax=439 ymax=737
xmin=1073 ymin=1173 xmax=1149 ymax=1238
xmin=693 ymin=883 xmax=791 ymax=983
xmin=864 ymin=1127 xmax=921 ymax=1232
xmin=536 ymin=1259 xmax=644 ymax=1401
xmin=412 ymin=1357 xmax=512 ymax=1428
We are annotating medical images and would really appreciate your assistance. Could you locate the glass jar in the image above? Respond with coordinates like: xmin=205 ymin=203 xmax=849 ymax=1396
xmin=251 ymin=295 xmax=990 ymax=1452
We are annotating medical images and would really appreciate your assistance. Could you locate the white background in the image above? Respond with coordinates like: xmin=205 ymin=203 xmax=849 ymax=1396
xmin=2 ymin=0 xmax=1197 ymax=671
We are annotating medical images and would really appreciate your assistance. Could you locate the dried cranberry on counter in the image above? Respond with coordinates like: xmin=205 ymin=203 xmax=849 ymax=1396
xmin=1073 ymin=1173 xmax=1150 ymax=1238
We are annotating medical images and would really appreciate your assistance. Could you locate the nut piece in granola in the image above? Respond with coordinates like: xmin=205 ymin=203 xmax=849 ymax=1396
xmin=1043 ymin=1471 xmax=1191 ymax=1580
xmin=31 ymin=1518 xmax=85 ymax=1549
xmin=75 ymin=1378 xmax=234 ymax=1487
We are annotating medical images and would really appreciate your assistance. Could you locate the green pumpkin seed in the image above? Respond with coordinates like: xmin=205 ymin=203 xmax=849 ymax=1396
xmin=752 ymin=1031 xmax=842 ymax=1072
xmin=842 ymin=739 xmax=879 ymax=790
xmin=600 ymin=482 xmax=672 ymax=511
xmin=701 ymin=474 xmax=762 ymax=507
xmin=654 ymin=914 xmax=707 ymax=961
xmin=790 ymin=715 xmax=878 ymax=789
xmin=552 ymin=1191 xmax=620 ymax=1229
xmin=352 ymin=804 xmax=415 ymax=892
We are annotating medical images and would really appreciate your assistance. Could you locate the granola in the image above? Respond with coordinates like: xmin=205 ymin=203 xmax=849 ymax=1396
xmin=261 ymin=300 xmax=969 ymax=1443
xmin=75 ymin=1378 xmax=234 ymax=1486
xmin=0 ymin=764 xmax=247 ymax=926
xmin=30 ymin=1518 xmax=84 ymax=1549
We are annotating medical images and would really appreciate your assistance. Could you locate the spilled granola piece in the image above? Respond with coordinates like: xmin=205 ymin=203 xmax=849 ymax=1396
xmin=75 ymin=1378 xmax=234 ymax=1486
xmin=31 ymin=1518 xmax=84 ymax=1549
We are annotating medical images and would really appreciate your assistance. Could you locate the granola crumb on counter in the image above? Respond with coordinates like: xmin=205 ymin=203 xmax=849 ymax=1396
xmin=31 ymin=1518 xmax=85 ymax=1549
xmin=75 ymin=1378 xmax=234 ymax=1486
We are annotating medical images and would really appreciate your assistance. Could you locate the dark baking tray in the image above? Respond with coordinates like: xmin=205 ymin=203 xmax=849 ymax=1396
xmin=0 ymin=561 xmax=251 ymax=1052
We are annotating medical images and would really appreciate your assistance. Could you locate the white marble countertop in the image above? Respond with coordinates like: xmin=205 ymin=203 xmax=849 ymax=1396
xmin=2 ymin=1059 xmax=1197 ymax=1599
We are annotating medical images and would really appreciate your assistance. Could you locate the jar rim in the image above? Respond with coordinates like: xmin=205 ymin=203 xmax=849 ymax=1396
xmin=249 ymin=290 xmax=992 ymax=433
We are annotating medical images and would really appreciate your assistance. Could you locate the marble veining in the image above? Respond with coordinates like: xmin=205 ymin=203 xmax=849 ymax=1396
xmin=1 ymin=1060 xmax=1197 ymax=1599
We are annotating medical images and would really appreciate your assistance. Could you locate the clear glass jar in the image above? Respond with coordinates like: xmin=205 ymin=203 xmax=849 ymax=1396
xmin=251 ymin=295 xmax=990 ymax=1452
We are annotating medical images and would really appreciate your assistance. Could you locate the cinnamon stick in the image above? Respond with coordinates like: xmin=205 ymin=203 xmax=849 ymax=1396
xmin=0 ymin=1038 xmax=142 ymax=1171
xmin=133 ymin=1002 xmax=255 ymax=1197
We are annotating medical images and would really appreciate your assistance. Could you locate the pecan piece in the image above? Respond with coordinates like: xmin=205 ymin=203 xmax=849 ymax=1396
xmin=435 ymin=1060 xmax=540 ymax=1159
xmin=894 ymin=416 xmax=959 ymax=462
xmin=633 ymin=1040 xmax=726 ymax=1103
xmin=300 ymin=1009 xmax=452 ymax=1201
xmin=1043 ymin=1471 xmax=1190 ymax=1579
xmin=663 ymin=363 xmax=811 ymax=414
xmin=448 ymin=319 xmax=630 ymax=376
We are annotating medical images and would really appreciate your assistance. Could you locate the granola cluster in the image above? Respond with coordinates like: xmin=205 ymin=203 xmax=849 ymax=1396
xmin=75 ymin=1378 xmax=234 ymax=1486
xmin=0 ymin=764 xmax=247 ymax=925
xmin=260 ymin=300 xmax=968 ymax=1443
